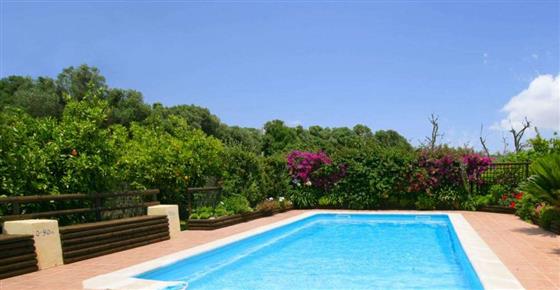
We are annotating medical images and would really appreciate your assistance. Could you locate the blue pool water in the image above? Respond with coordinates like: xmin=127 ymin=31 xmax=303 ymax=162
xmin=138 ymin=214 xmax=483 ymax=289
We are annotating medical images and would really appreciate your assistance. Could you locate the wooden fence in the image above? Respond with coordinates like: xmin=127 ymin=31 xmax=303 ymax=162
xmin=59 ymin=215 xmax=169 ymax=264
xmin=0 ymin=189 xmax=169 ymax=267
xmin=0 ymin=189 xmax=160 ymax=226
xmin=0 ymin=234 xmax=38 ymax=279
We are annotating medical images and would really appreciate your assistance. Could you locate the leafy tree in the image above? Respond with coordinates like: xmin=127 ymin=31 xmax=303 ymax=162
xmin=262 ymin=120 xmax=298 ymax=155
xmin=106 ymin=89 xmax=151 ymax=126
xmin=56 ymin=64 xmax=107 ymax=101
xmin=0 ymin=76 xmax=34 ymax=108
xmin=218 ymin=126 xmax=263 ymax=154
xmin=118 ymin=114 xmax=224 ymax=217
xmin=1 ymin=76 xmax=63 ymax=118
xmin=353 ymin=124 xmax=373 ymax=137
xmin=166 ymin=105 xmax=222 ymax=137
xmin=373 ymin=130 xmax=413 ymax=151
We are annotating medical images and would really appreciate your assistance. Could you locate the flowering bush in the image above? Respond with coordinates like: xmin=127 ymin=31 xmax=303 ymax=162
xmin=410 ymin=152 xmax=493 ymax=194
xmin=287 ymin=150 xmax=347 ymax=190
xmin=463 ymin=153 xmax=492 ymax=185
xmin=499 ymin=191 xmax=524 ymax=208
xmin=408 ymin=152 xmax=463 ymax=194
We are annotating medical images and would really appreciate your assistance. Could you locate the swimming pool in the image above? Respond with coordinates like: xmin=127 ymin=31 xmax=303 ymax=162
xmin=83 ymin=212 xmax=524 ymax=290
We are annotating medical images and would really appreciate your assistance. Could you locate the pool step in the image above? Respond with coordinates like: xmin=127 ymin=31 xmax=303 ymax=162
xmin=60 ymin=215 xmax=170 ymax=264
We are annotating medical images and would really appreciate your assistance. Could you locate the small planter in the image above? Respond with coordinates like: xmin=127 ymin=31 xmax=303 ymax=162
xmin=187 ymin=208 xmax=291 ymax=230
xmin=478 ymin=205 xmax=515 ymax=214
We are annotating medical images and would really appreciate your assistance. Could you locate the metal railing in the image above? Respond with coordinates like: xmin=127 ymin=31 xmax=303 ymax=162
xmin=481 ymin=162 xmax=530 ymax=186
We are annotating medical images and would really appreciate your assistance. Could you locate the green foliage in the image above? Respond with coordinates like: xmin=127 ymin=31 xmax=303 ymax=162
xmin=222 ymin=195 xmax=252 ymax=214
xmin=260 ymin=154 xmax=291 ymax=199
xmin=119 ymin=116 xmax=223 ymax=209
xmin=56 ymin=65 xmax=107 ymax=101
xmin=519 ymin=154 xmax=560 ymax=207
xmin=262 ymin=120 xmax=298 ymax=155
xmin=432 ymin=186 xmax=466 ymax=209
xmin=415 ymin=195 xmax=437 ymax=210
xmin=165 ymin=105 xmax=222 ymax=137
xmin=462 ymin=194 xmax=492 ymax=211
xmin=255 ymin=199 xmax=280 ymax=212
xmin=497 ymin=133 xmax=560 ymax=162
xmin=538 ymin=206 xmax=560 ymax=230
xmin=488 ymin=184 xmax=508 ymax=202
xmin=221 ymin=146 xmax=265 ymax=206
xmin=318 ymin=195 xmax=338 ymax=208
xmin=219 ymin=126 xmax=263 ymax=154
xmin=515 ymin=193 xmax=541 ymax=222
xmin=372 ymin=130 xmax=413 ymax=151
xmin=106 ymin=89 xmax=151 ymax=126
xmin=1 ymin=76 xmax=64 ymax=118
xmin=189 ymin=205 xmax=233 ymax=219
xmin=332 ymin=146 xmax=415 ymax=209
xmin=0 ymin=88 xmax=120 ymax=196
xmin=189 ymin=207 xmax=213 ymax=219
xmin=290 ymin=189 xmax=318 ymax=208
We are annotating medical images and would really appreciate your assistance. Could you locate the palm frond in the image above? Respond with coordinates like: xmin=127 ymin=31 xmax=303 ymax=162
xmin=519 ymin=154 xmax=560 ymax=207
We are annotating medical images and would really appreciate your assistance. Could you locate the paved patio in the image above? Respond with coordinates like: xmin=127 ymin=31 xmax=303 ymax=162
xmin=0 ymin=210 xmax=558 ymax=290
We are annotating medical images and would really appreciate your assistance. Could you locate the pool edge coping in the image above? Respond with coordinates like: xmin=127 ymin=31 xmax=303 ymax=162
xmin=82 ymin=211 xmax=524 ymax=290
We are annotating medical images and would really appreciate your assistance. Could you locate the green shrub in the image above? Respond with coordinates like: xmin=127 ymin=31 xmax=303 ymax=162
xmin=332 ymin=146 xmax=414 ymax=210
xmin=415 ymin=195 xmax=437 ymax=210
xmin=519 ymin=154 xmax=560 ymax=207
xmin=488 ymin=184 xmax=508 ymax=202
xmin=538 ymin=206 xmax=560 ymax=230
xmin=222 ymin=146 xmax=266 ymax=206
xmin=461 ymin=194 xmax=492 ymax=211
xmin=198 ymin=212 xmax=211 ymax=219
xmin=256 ymin=199 xmax=280 ymax=212
xmin=223 ymin=195 xmax=252 ymax=214
xmin=515 ymin=193 xmax=540 ymax=222
xmin=278 ymin=197 xmax=293 ymax=209
xmin=214 ymin=204 xmax=232 ymax=217
xmin=318 ymin=195 xmax=336 ymax=208
xmin=290 ymin=190 xmax=318 ymax=208
xmin=433 ymin=186 xmax=465 ymax=209
xmin=118 ymin=115 xmax=223 ymax=217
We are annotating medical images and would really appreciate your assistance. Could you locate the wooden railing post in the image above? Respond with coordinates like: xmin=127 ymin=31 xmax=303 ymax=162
xmin=12 ymin=201 xmax=20 ymax=215
xmin=187 ymin=188 xmax=193 ymax=218
xmin=94 ymin=194 xmax=102 ymax=221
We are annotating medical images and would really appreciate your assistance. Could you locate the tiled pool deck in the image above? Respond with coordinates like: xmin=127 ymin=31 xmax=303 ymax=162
xmin=0 ymin=210 xmax=558 ymax=290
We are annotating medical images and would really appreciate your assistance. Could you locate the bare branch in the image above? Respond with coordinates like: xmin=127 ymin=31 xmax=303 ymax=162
xmin=501 ymin=135 xmax=509 ymax=155
xmin=424 ymin=113 xmax=442 ymax=151
xmin=479 ymin=124 xmax=490 ymax=157
xmin=509 ymin=117 xmax=531 ymax=153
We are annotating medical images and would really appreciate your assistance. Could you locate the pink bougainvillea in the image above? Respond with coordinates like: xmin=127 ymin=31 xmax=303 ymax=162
xmin=287 ymin=150 xmax=346 ymax=190
xmin=408 ymin=152 xmax=493 ymax=194
xmin=462 ymin=153 xmax=493 ymax=185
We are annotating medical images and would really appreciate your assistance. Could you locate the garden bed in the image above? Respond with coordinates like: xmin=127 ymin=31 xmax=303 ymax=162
xmin=187 ymin=207 xmax=292 ymax=230
xmin=478 ymin=206 xmax=516 ymax=214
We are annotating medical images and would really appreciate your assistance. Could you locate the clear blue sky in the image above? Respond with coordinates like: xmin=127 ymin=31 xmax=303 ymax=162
xmin=1 ymin=1 xmax=559 ymax=152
